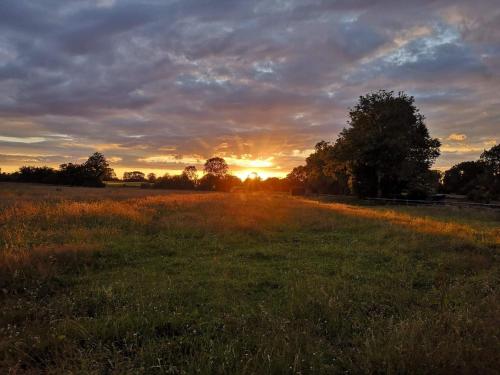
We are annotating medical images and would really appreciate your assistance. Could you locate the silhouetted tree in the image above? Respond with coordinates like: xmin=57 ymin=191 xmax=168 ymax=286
xmin=153 ymin=171 xmax=194 ymax=190
xmin=84 ymin=152 xmax=114 ymax=182
xmin=481 ymin=144 xmax=500 ymax=176
xmin=303 ymin=141 xmax=350 ymax=194
xmin=442 ymin=144 xmax=500 ymax=201
xmin=480 ymin=144 xmax=500 ymax=199
xmin=204 ymin=157 xmax=228 ymax=177
xmin=59 ymin=163 xmax=88 ymax=185
xmin=286 ymin=165 xmax=308 ymax=188
xmin=217 ymin=174 xmax=242 ymax=192
xmin=196 ymin=157 xmax=240 ymax=191
xmin=0 ymin=172 xmax=10 ymax=182
xmin=442 ymin=161 xmax=484 ymax=195
xmin=147 ymin=173 xmax=157 ymax=183
xmin=123 ymin=171 xmax=146 ymax=182
xmin=18 ymin=166 xmax=58 ymax=184
xmin=5 ymin=152 xmax=114 ymax=187
xmin=335 ymin=90 xmax=440 ymax=197
xmin=182 ymin=166 xmax=198 ymax=183
xmin=198 ymin=173 xmax=219 ymax=191
xmin=170 ymin=174 xmax=193 ymax=189
xmin=261 ymin=177 xmax=289 ymax=192
xmin=153 ymin=173 xmax=170 ymax=188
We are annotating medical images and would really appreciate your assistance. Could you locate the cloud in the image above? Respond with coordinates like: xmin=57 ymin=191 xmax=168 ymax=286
xmin=138 ymin=155 xmax=203 ymax=165
xmin=447 ymin=133 xmax=467 ymax=141
xmin=107 ymin=156 xmax=122 ymax=163
xmin=0 ymin=135 xmax=46 ymax=143
xmin=0 ymin=0 xmax=499 ymax=174
xmin=438 ymin=137 xmax=497 ymax=170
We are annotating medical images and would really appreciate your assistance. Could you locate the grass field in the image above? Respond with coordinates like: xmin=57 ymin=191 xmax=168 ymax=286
xmin=0 ymin=183 xmax=499 ymax=374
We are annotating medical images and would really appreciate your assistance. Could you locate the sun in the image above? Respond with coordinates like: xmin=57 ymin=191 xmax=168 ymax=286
xmin=246 ymin=171 xmax=260 ymax=180
xmin=234 ymin=169 xmax=287 ymax=180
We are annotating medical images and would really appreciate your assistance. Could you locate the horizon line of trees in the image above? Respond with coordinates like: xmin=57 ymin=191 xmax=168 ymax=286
xmin=441 ymin=144 xmax=499 ymax=202
xmin=121 ymin=157 xmax=291 ymax=192
xmin=1 ymin=90 xmax=498 ymax=200
xmin=0 ymin=152 xmax=114 ymax=187
xmin=0 ymin=154 xmax=291 ymax=192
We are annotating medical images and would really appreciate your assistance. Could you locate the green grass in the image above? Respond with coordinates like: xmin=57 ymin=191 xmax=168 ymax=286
xmin=0 ymin=184 xmax=498 ymax=374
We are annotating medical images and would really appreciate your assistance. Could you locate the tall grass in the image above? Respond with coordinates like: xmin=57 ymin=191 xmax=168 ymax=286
xmin=303 ymin=199 xmax=499 ymax=245
xmin=0 ymin=184 xmax=498 ymax=373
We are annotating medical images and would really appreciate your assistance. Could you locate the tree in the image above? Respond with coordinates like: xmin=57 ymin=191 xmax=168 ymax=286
xmin=147 ymin=173 xmax=157 ymax=183
xmin=18 ymin=166 xmax=57 ymax=183
xmin=442 ymin=144 xmax=500 ymax=201
xmin=480 ymin=144 xmax=500 ymax=199
xmin=304 ymin=141 xmax=350 ymax=194
xmin=480 ymin=144 xmax=500 ymax=176
xmin=197 ymin=173 xmax=219 ymax=191
xmin=217 ymin=174 xmax=242 ymax=192
xmin=286 ymin=165 xmax=308 ymax=187
xmin=204 ymin=157 xmax=228 ymax=177
xmin=6 ymin=152 xmax=115 ymax=187
xmin=123 ymin=171 xmax=146 ymax=182
xmin=84 ymin=152 xmax=114 ymax=182
xmin=442 ymin=161 xmax=484 ymax=195
xmin=59 ymin=163 xmax=88 ymax=185
xmin=261 ymin=177 xmax=289 ymax=192
xmin=182 ymin=166 xmax=198 ymax=182
xmin=336 ymin=90 xmax=440 ymax=197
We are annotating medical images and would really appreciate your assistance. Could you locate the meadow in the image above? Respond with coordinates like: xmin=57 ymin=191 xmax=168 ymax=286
xmin=0 ymin=183 xmax=499 ymax=374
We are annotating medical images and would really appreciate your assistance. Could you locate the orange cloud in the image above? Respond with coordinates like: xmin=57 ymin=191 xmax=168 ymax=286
xmin=446 ymin=133 xmax=467 ymax=141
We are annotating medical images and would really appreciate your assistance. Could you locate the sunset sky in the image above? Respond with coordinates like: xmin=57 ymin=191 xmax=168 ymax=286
xmin=0 ymin=0 xmax=498 ymax=180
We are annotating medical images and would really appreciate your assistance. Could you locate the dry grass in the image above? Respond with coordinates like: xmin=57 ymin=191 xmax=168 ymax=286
xmin=303 ymin=199 xmax=500 ymax=245
xmin=0 ymin=244 xmax=99 ymax=293
xmin=0 ymin=183 xmax=498 ymax=374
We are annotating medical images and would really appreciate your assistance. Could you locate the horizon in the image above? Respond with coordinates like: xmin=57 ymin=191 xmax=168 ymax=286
xmin=0 ymin=1 xmax=499 ymax=178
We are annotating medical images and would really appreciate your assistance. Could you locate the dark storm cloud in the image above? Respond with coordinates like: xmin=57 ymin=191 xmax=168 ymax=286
xmin=0 ymin=0 xmax=498 ymax=174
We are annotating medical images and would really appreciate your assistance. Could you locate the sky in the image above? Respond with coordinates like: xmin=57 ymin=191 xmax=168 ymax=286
xmin=0 ymin=0 xmax=499 ymax=180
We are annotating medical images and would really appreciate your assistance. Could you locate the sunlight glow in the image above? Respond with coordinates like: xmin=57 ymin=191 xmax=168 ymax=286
xmin=224 ymin=156 xmax=274 ymax=169
xmin=234 ymin=169 xmax=286 ymax=180
xmin=246 ymin=172 xmax=260 ymax=180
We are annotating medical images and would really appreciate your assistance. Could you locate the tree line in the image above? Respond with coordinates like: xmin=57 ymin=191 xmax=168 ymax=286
xmin=0 ymin=152 xmax=114 ymax=187
xmin=0 ymin=154 xmax=291 ymax=192
xmin=441 ymin=145 xmax=499 ymax=202
xmin=124 ymin=157 xmax=290 ymax=192
xmin=1 ymin=90 xmax=498 ymax=200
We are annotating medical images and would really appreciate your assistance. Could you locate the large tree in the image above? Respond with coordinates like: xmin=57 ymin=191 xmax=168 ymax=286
xmin=336 ymin=90 xmax=440 ymax=197
xmin=204 ymin=157 xmax=228 ymax=177
xmin=84 ymin=152 xmax=115 ymax=181
xmin=304 ymin=141 xmax=350 ymax=194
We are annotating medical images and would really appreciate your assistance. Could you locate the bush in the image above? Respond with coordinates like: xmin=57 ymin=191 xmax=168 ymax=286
xmin=467 ymin=187 xmax=492 ymax=203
